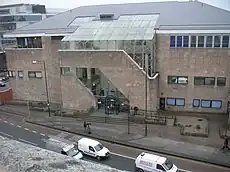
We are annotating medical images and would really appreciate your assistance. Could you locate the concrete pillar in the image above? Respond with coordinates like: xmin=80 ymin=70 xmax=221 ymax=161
xmin=87 ymin=68 xmax=92 ymax=89
xmin=70 ymin=41 xmax=75 ymax=50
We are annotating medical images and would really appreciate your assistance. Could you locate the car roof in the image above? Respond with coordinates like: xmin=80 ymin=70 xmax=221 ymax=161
xmin=63 ymin=144 xmax=75 ymax=152
xmin=78 ymin=137 xmax=100 ymax=147
xmin=139 ymin=152 xmax=166 ymax=164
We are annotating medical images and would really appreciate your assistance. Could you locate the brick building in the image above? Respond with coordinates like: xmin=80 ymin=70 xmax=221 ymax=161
xmin=3 ymin=1 xmax=230 ymax=113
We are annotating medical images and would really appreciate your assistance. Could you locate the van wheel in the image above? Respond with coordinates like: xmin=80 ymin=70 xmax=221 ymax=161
xmin=136 ymin=168 xmax=144 ymax=172
xmin=96 ymin=156 xmax=101 ymax=160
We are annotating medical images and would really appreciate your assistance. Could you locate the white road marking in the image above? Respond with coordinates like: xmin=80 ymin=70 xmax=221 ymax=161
xmin=18 ymin=138 xmax=38 ymax=146
xmin=24 ymin=128 xmax=29 ymax=131
xmin=32 ymin=130 xmax=37 ymax=133
xmin=4 ymin=120 xmax=8 ymax=123
xmin=0 ymin=132 xmax=13 ymax=138
xmin=40 ymin=133 xmax=46 ymax=136
xmin=110 ymin=152 xmax=193 ymax=172
xmin=17 ymin=125 xmax=22 ymax=128
xmin=10 ymin=123 xmax=14 ymax=126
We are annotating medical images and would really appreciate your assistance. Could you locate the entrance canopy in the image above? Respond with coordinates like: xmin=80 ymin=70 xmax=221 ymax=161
xmin=62 ymin=14 xmax=159 ymax=42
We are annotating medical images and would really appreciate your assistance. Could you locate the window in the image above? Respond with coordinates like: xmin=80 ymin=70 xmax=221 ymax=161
xmin=198 ymin=36 xmax=204 ymax=48
xmin=89 ymin=146 xmax=95 ymax=152
xmin=201 ymin=100 xmax=222 ymax=109
xmin=175 ymin=98 xmax=185 ymax=106
xmin=167 ymin=98 xmax=185 ymax=106
xmin=8 ymin=70 xmax=15 ymax=78
xmin=18 ymin=71 xmax=23 ymax=78
xmin=193 ymin=99 xmax=200 ymax=107
xmin=183 ymin=36 xmax=189 ymax=47
xmin=206 ymin=36 xmax=213 ymax=48
xmin=168 ymin=76 xmax=188 ymax=84
xmin=28 ymin=71 xmax=42 ymax=78
xmin=157 ymin=164 xmax=166 ymax=171
xmin=201 ymin=100 xmax=211 ymax=108
xmin=60 ymin=67 xmax=71 ymax=75
xmin=217 ymin=77 xmax=226 ymax=86
xmin=222 ymin=36 xmax=229 ymax=48
xmin=211 ymin=100 xmax=222 ymax=109
xmin=16 ymin=37 xmax=42 ymax=48
xmin=166 ymin=98 xmax=175 ymax=106
xmin=190 ymin=36 xmax=196 ymax=47
xmin=214 ymin=36 xmax=220 ymax=48
xmin=170 ymin=36 xmax=176 ymax=47
xmin=176 ymin=36 xmax=182 ymax=47
xmin=194 ymin=77 xmax=215 ymax=85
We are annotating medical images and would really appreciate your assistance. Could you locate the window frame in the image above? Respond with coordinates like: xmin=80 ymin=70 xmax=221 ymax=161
xmin=176 ymin=36 xmax=182 ymax=47
xmin=194 ymin=76 xmax=215 ymax=86
xmin=217 ymin=77 xmax=226 ymax=86
xmin=166 ymin=98 xmax=176 ymax=106
xmin=7 ymin=70 xmax=16 ymax=78
xmin=168 ymin=76 xmax=188 ymax=84
xmin=175 ymin=98 xmax=185 ymax=106
xmin=211 ymin=100 xmax=222 ymax=109
xmin=17 ymin=71 xmax=24 ymax=79
xmin=167 ymin=98 xmax=185 ymax=106
xmin=201 ymin=99 xmax=211 ymax=108
xmin=28 ymin=71 xmax=42 ymax=79
xmin=183 ymin=36 xmax=189 ymax=48
xmin=214 ymin=35 xmax=221 ymax=48
xmin=194 ymin=76 xmax=205 ymax=85
xmin=204 ymin=77 xmax=215 ymax=86
xmin=193 ymin=99 xmax=200 ymax=107
xmin=60 ymin=67 xmax=71 ymax=76
xmin=198 ymin=36 xmax=204 ymax=48
xmin=170 ymin=36 xmax=176 ymax=48
xmin=222 ymin=36 xmax=229 ymax=48
xmin=190 ymin=36 xmax=197 ymax=48
xmin=206 ymin=36 xmax=213 ymax=48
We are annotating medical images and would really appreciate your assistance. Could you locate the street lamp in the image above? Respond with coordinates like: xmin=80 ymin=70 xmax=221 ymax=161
xmin=32 ymin=60 xmax=51 ymax=117
xmin=144 ymin=54 xmax=148 ymax=137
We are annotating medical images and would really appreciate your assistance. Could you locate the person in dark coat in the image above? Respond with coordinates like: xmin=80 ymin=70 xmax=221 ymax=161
xmin=83 ymin=121 xmax=87 ymax=131
xmin=222 ymin=136 xmax=230 ymax=150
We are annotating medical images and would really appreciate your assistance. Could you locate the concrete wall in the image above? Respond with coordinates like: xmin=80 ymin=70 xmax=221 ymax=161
xmin=156 ymin=34 xmax=230 ymax=113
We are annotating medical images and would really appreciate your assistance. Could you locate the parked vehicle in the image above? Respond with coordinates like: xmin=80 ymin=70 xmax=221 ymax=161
xmin=77 ymin=137 xmax=110 ymax=160
xmin=45 ymin=138 xmax=83 ymax=160
xmin=0 ymin=81 xmax=6 ymax=87
xmin=135 ymin=152 xmax=178 ymax=172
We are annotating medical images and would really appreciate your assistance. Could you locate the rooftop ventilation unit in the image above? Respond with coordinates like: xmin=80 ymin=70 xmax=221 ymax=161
xmin=99 ymin=14 xmax=114 ymax=20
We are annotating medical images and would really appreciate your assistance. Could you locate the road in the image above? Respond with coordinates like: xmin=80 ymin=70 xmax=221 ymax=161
xmin=0 ymin=111 xmax=229 ymax=172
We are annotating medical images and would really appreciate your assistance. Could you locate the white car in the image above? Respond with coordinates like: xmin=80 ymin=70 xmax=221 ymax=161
xmin=61 ymin=144 xmax=83 ymax=159
xmin=135 ymin=152 xmax=178 ymax=172
xmin=78 ymin=137 xmax=110 ymax=160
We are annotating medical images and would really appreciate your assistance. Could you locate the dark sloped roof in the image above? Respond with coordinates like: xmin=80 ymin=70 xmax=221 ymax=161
xmin=6 ymin=1 xmax=230 ymax=36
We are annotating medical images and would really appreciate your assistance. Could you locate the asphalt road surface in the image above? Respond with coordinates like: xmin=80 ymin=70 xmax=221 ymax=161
xmin=0 ymin=112 xmax=230 ymax=172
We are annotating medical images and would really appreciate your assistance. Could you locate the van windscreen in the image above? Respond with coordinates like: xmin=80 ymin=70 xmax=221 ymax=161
xmin=162 ymin=159 xmax=173 ymax=170
xmin=94 ymin=144 xmax=103 ymax=152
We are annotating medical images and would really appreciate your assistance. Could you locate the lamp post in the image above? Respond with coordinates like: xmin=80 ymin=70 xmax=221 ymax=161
xmin=144 ymin=54 xmax=148 ymax=137
xmin=32 ymin=60 xmax=51 ymax=117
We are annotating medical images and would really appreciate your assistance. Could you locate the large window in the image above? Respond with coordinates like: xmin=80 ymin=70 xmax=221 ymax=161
xmin=17 ymin=37 xmax=42 ymax=48
xmin=194 ymin=77 xmax=215 ymax=86
xmin=7 ymin=70 xmax=15 ymax=78
xmin=217 ymin=77 xmax=226 ymax=86
xmin=170 ymin=36 xmax=176 ymax=47
xmin=167 ymin=98 xmax=185 ymax=106
xmin=60 ymin=67 xmax=71 ymax=75
xmin=201 ymin=100 xmax=222 ymax=109
xmin=222 ymin=36 xmax=229 ymax=48
xmin=206 ymin=36 xmax=213 ymax=48
xmin=214 ymin=36 xmax=221 ymax=48
xmin=168 ymin=76 xmax=188 ymax=84
xmin=28 ymin=71 xmax=42 ymax=78
xmin=190 ymin=36 xmax=196 ymax=48
xmin=183 ymin=36 xmax=189 ymax=47
xmin=18 ymin=71 xmax=24 ymax=79
xmin=198 ymin=36 xmax=204 ymax=48
xmin=176 ymin=36 xmax=182 ymax=47
xmin=193 ymin=99 xmax=200 ymax=107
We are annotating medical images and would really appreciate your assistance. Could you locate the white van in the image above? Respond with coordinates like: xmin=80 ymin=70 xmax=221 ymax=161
xmin=135 ymin=152 xmax=178 ymax=172
xmin=78 ymin=138 xmax=110 ymax=160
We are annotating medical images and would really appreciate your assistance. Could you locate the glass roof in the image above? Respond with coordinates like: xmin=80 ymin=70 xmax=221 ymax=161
xmin=63 ymin=14 xmax=159 ymax=41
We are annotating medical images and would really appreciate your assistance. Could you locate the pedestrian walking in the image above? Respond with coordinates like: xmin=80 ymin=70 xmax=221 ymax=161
xmin=83 ymin=121 xmax=87 ymax=131
xmin=222 ymin=136 xmax=230 ymax=150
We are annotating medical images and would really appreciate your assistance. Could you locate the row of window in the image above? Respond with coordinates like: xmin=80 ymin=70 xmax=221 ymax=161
xmin=0 ymin=15 xmax=42 ymax=23
xmin=16 ymin=37 xmax=42 ymax=48
xmin=170 ymin=35 xmax=229 ymax=48
xmin=167 ymin=98 xmax=222 ymax=109
xmin=8 ymin=70 xmax=42 ymax=79
xmin=168 ymin=76 xmax=226 ymax=86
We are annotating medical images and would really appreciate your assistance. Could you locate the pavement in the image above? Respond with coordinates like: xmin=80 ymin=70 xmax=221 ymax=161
xmin=0 ymin=105 xmax=230 ymax=170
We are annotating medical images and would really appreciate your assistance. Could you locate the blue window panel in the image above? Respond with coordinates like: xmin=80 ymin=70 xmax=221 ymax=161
xmin=183 ymin=36 xmax=189 ymax=47
xmin=222 ymin=36 xmax=229 ymax=48
xmin=193 ymin=99 xmax=200 ymax=107
xmin=176 ymin=36 xmax=182 ymax=47
xmin=176 ymin=98 xmax=185 ymax=106
xmin=211 ymin=100 xmax=222 ymax=109
xmin=167 ymin=98 xmax=175 ymax=105
xmin=170 ymin=36 xmax=176 ymax=47
xmin=201 ymin=100 xmax=211 ymax=108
